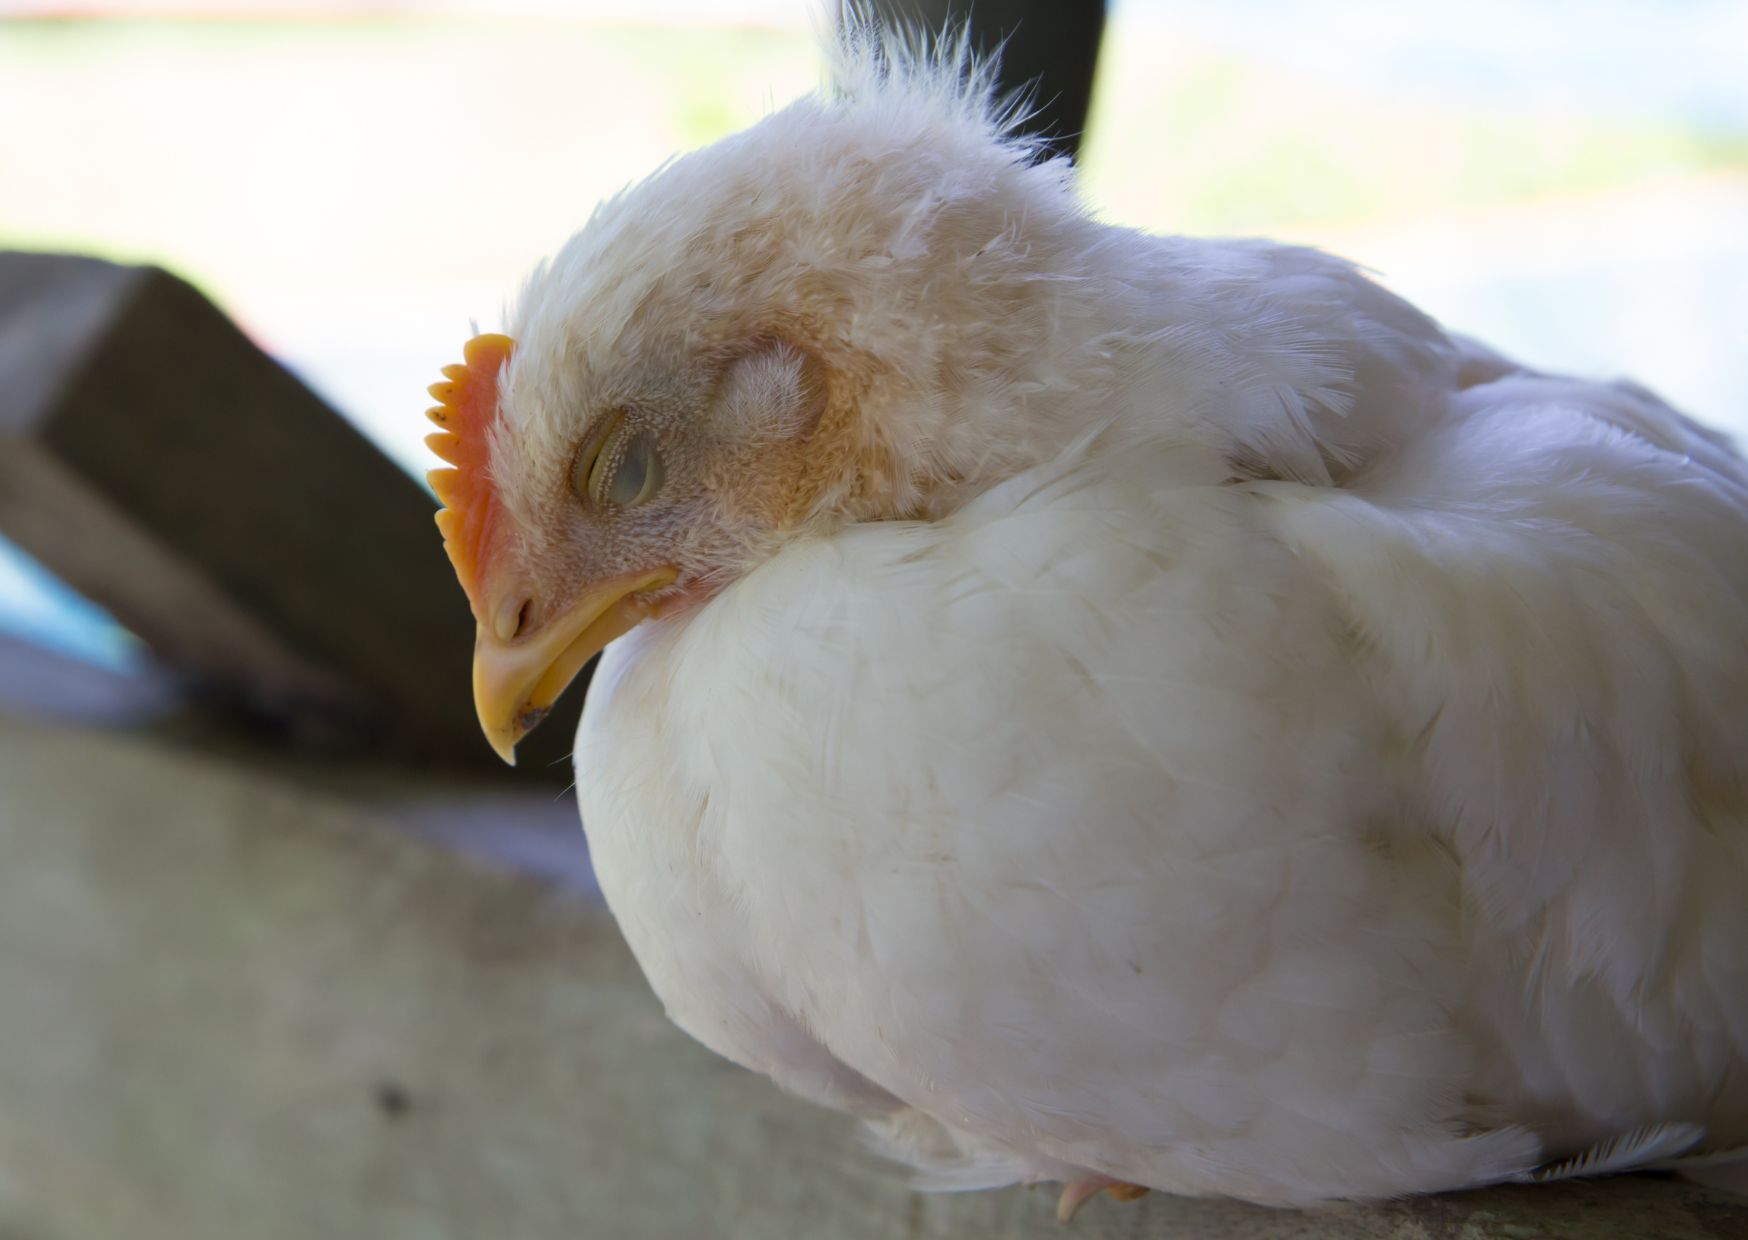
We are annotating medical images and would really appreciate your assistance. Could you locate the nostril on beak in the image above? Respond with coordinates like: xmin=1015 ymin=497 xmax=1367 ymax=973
xmin=492 ymin=596 xmax=535 ymax=643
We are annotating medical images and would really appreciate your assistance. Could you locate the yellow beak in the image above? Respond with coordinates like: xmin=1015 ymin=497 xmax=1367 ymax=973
xmin=472 ymin=567 xmax=677 ymax=765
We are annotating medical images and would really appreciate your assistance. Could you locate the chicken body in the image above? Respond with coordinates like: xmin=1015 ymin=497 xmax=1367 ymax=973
xmin=455 ymin=32 xmax=1748 ymax=1207
xmin=575 ymin=258 xmax=1748 ymax=1202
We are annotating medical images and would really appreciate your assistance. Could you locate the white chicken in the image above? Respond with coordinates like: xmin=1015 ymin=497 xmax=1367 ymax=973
xmin=425 ymin=26 xmax=1748 ymax=1215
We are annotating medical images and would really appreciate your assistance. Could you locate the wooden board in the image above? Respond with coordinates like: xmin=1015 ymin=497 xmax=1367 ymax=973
xmin=0 ymin=251 xmax=577 ymax=772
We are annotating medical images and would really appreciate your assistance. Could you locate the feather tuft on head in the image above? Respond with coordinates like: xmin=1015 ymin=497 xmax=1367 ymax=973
xmin=825 ymin=4 xmax=1044 ymax=158
xmin=425 ymin=332 xmax=515 ymax=615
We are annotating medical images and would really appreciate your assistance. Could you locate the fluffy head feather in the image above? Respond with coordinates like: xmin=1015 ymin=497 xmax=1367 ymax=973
xmin=490 ymin=24 xmax=1105 ymax=594
xmin=442 ymin=20 xmax=1159 ymax=761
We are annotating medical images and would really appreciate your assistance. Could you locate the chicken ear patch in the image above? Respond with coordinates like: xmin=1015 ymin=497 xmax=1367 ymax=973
xmin=425 ymin=332 xmax=514 ymax=613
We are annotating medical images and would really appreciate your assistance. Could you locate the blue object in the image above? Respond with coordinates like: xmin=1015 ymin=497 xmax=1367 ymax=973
xmin=0 ymin=534 xmax=142 ymax=673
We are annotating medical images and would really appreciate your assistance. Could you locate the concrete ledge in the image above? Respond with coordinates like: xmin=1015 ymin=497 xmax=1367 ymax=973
xmin=0 ymin=714 xmax=1742 ymax=1238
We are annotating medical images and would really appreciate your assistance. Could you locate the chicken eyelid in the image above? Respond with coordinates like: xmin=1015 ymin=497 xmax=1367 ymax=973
xmin=569 ymin=412 xmax=622 ymax=509
xmin=571 ymin=412 xmax=663 ymax=511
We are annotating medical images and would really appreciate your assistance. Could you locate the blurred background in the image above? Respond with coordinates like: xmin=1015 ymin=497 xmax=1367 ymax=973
xmin=1 ymin=0 xmax=1745 ymax=674
xmin=3 ymin=6 xmax=1748 ymax=1234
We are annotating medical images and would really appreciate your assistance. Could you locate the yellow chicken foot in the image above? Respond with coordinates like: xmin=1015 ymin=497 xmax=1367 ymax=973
xmin=1055 ymin=1175 xmax=1151 ymax=1222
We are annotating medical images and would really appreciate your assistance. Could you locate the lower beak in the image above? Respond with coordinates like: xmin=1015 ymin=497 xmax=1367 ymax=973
xmin=472 ymin=566 xmax=677 ymax=765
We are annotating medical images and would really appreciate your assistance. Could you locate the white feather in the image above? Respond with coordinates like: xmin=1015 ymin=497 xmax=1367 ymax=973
xmin=1511 ymin=1124 xmax=1704 ymax=1184
xmin=502 ymin=24 xmax=1748 ymax=1208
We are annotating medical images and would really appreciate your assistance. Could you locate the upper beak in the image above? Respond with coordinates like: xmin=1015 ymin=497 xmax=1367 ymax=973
xmin=471 ymin=566 xmax=677 ymax=765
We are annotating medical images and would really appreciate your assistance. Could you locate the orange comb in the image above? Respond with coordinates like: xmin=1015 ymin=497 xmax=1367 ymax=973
xmin=426 ymin=333 xmax=515 ymax=614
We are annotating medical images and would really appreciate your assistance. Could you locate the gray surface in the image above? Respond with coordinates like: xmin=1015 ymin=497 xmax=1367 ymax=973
xmin=0 ymin=712 xmax=1743 ymax=1239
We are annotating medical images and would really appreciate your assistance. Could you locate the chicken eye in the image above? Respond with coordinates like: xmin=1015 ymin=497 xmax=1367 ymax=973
xmin=574 ymin=418 xmax=664 ymax=511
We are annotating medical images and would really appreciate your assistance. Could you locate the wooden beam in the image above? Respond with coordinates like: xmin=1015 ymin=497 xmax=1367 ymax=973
xmin=0 ymin=251 xmax=576 ymax=772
